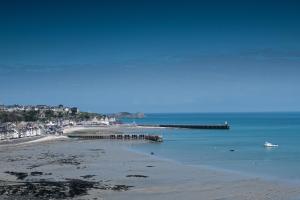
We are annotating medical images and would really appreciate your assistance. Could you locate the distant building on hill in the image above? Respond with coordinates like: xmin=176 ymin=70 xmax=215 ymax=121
xmin=71 ymin=107 xmax=79 ymax=114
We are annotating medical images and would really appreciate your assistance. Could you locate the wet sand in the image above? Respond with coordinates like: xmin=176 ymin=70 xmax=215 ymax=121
xmin=0 ymin=137 xmax=300 ymax=200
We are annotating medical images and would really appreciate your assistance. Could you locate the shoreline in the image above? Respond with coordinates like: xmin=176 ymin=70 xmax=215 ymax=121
xmin=42 ymin=126 xmax=300 ymax=185
xmin=1 ymin=127 xmax=300 ymax=199
xmin=5 ymin=125 xmax=300 ymax=184
xmin=11 ymin=133 xmax=299 ymax=186
xmin=98 ymin=142 xmax=300 ymax=200
xmin=126 ymin=145 xmax=300 ymax=186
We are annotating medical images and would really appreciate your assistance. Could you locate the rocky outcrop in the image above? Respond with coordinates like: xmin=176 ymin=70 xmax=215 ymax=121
xmin=112 ymin=112 xmax=145 ymax=119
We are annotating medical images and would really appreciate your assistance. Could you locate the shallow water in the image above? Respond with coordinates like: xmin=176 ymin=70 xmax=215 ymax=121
xmin=123 ymin=112 xmax=300 ymax=182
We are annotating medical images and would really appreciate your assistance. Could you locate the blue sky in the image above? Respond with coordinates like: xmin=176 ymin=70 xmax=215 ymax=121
xmin=0 ymin=0 xmax=300 ymax=113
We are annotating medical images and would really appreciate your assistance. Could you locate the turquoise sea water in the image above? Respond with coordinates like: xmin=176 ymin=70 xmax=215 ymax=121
xmin=122 ymin=113 xmax=300 ymax=182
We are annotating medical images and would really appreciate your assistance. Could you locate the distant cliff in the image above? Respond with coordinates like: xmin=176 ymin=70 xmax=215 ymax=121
xmin=112 ymin=112 xmax=145 ymax=119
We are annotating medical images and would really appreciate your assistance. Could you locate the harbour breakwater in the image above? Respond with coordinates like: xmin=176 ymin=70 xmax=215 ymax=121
xmin=138 ymin=123 xmax=230 ymax=130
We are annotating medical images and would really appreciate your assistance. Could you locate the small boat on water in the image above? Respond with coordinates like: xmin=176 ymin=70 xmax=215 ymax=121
xmin=264 ymin=141 xmax=278 ymax=147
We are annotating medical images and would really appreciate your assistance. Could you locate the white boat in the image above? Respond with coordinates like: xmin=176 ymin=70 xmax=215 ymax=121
xmin=264 ymin=141 xmax=278 ymax=147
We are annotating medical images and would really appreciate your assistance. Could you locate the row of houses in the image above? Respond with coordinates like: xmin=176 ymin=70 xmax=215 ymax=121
xmin=44 ymin=120 xmax=74 ymax=135
xmin=0 ymin=115 xmax=117 ymax=141
xmin=0 ymin=122 xmax=43 ymax=140
xmin=77 ymin=116 xmax=116 ymax=126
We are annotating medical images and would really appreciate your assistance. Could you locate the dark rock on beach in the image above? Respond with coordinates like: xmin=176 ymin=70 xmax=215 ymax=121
xmin=111 ymin=185 xmax=134 ymax=191
xmin=0 ymin=178 xmax=134 ymax=199
xmin=28 ymin=153 xmax=82 ymax=169
xmin=30 ymin=171 xmax=43 ymax=176
xmin=5 ymin=171 xmax=28 ymax=180
xmin=126 ymin=174 xmax=148 ymax=178
xmin=89 ymin=148 xmax=105 ymax=151
xmin=81 ymin=175 xmax=96 ymax=179
xmin=55 ymin=156 xmax=81 ymax=165
xmin=0 ymin=179 xmax=97 ymax=199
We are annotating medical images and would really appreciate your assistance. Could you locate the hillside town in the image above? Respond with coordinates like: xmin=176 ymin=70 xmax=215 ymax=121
xmin=0 ymin=104 xmax=117 ymax=141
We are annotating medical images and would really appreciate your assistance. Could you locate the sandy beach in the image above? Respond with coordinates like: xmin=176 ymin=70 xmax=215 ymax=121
xmin=63 ymin=126 xmax=101 ymax=134
xmin=0 ymin=133 xmax=300 ymax=200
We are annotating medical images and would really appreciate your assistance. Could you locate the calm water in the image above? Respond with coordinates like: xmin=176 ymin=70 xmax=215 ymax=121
xmin=122 ymin=113 xmax=300 ymax=182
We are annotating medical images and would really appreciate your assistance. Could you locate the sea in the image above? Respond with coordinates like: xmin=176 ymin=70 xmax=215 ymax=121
xmin=122 ymin=112 xmax=300 ymax=183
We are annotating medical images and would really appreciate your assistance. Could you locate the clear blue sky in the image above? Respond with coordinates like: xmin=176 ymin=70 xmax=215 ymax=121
xmin=1 ymin=0 xmax=300 ymax=113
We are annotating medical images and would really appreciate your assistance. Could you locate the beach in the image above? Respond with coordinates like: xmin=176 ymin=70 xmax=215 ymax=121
xmin=1 ymin=132 xmax=300 ymax=200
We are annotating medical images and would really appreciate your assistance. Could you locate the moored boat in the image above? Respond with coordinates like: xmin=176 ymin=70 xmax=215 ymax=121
xmin=264 ymin=141 xmax=278 ymax=147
